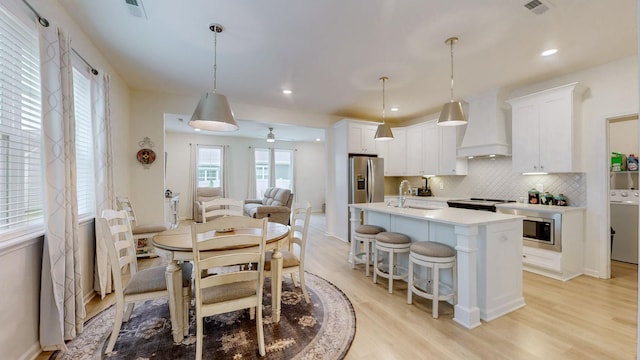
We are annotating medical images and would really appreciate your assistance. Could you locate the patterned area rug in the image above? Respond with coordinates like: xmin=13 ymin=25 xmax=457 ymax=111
xmin=52 ymin=272 xmax=355 ymax=360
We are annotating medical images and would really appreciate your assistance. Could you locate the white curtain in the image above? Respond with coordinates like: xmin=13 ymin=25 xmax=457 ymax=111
xmin=222 ymin=145 xmax=230 ymax=197
xmin=38 ymin=24 xmax=85 ymax=351
xmin=291 ymin=149 xmax=297 ymax=202
xmin=190 ymin=143 xmax=197 ymax=219
xmin=92 ymin=72 xmax=115 ymax=298
xmin=269 ymin=148 xmax=276 ymax=187
xmin=246 ymin=146 xmax=256 ymax=199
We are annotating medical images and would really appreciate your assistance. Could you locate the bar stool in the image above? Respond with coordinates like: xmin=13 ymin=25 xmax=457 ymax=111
xmin=407 ymin=241 xmax=456 ymax=318
xmin=373 ymin=232 xmax=411 ymax=293
xmin=351 ymin=224 xmax=385 ymax=276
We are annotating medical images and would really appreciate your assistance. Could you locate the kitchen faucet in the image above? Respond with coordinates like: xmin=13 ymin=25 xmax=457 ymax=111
xmin=399 ymin=180 xmax=413 ymax=208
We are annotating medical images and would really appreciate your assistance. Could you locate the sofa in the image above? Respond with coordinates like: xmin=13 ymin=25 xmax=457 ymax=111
xmin=244 ymin=187 xmax=294 ymax=225
xmin=193 ymin=187 xmax=222 ymax=223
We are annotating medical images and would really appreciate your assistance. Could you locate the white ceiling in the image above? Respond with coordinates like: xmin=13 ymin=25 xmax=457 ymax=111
xmin=54 ymin=0 xmax=637 ymax=141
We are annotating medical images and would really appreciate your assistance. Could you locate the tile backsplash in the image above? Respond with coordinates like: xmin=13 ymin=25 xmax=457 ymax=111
xmin=388 ymin=157 xmax=587 ymax=206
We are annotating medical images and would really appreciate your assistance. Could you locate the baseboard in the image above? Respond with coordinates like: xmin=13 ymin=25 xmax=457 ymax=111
xmin=19 ymin=341 xmax=41 ymax=360
xmin=84 ymin=290 xmax=96 ymax=305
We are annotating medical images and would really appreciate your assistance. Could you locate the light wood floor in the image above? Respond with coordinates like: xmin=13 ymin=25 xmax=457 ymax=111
xmin=39 ymin=214 xmax=638 ymax=359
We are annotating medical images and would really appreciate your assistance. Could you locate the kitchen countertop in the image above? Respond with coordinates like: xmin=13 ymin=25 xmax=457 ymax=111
xmin=495 ymin=202 xmax=585 ymax=213
xmin=349 ymin=202 xmax=524 ymax=226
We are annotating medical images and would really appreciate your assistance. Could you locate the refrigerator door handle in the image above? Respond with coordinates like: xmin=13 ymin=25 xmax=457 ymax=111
xmin=367 ymin=159 xmax=373 ymax=203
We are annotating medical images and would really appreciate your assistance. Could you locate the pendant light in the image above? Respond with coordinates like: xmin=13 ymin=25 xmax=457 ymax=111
xmin=437 ymin=36 xmax=467 ymax=127
xmin=189 ymin=23 xmax=239 ymax=132
xmin=266 ymin=127 xmax=276 ymax=142
xmin=374 ymin=76 xmax=394 ymax=141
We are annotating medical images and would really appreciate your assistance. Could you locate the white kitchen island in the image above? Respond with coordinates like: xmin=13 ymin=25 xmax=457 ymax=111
xmin=349 ymin=202 xmax=525 ymax=329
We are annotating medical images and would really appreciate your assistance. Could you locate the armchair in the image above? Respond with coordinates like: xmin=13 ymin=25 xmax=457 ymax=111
xmin=193 ymin=187 xmax=222 ymax=223
xmin=244 ymin=187 xmax=294 ymax=225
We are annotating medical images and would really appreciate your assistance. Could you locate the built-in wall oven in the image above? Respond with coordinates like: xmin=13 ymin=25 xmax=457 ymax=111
xmin=497 ymin=208 xmax=562 ymax=252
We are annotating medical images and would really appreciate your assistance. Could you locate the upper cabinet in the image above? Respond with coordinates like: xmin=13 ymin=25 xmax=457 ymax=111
xmin=507 ymin=83 xmax=586 ymax=174
xmin=348 ymin=121 xmax=378 ymax=155
xmin=386 ymin=127 xmax=407 ymax=176
xmin=385 ymin=120 xmax=466 ymax=177
xmin=439 ymin=125 xmax=468 ymax=175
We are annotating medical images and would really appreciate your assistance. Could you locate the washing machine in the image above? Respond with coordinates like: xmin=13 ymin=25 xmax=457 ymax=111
xmin=610 ymin=189 xmax=639 ymax=264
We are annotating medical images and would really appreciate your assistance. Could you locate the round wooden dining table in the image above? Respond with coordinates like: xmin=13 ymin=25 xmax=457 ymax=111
xmin=152 ymin=221 xmax=290 ymax=343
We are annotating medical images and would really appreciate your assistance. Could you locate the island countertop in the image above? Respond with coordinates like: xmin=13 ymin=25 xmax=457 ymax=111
xmin=349 ymin=202 xmax=524 ymax=226
xmin=348 ymin=202 xmax=526 ymax=329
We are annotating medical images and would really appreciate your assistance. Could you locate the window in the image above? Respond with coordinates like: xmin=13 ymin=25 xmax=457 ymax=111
xmin=0 ymin=6 xmax=43 ymax=236
xmin=72 ymin=65 xmax=95 ymax=218
xmin=253 ymin=148 xmax=293 ymax=198
xmin=197 ymin=145 xmax=224 ymax=188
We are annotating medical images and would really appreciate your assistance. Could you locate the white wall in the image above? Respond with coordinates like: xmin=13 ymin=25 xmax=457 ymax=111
xmin=0 ymin=1 xmax=131 ymax=359
xmin=610 ymin=119 xmax=639 ymax=157
xmin=164 ymin=131 xmax=326 ymax=218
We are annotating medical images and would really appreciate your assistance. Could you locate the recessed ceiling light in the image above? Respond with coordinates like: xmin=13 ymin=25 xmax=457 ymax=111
xmin=390 ymin=107 xmax=399 ymax=112
xmin=282 ymin=89 xmax=292 ymax=95
xmin=541 ymin=48 xmax=558 ymax=57
xmin=194 ymin=128 xmax=201 ymax=132
xmin=315 ymin=138 xmax=321 ymax=142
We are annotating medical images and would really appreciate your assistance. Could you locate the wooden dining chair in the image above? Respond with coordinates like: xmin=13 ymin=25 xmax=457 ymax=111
xmin=200 ymin=197 xmax=244 ymax=223
xmin=97 ymin=209 xmax=192 ymax=354
xmin=116 ymin=196 xmax=170 ymax=256
xmin=191 ymin=216 xmax=268 ymax=359
xmin=264 ymin=201 xmax=312 ymax=303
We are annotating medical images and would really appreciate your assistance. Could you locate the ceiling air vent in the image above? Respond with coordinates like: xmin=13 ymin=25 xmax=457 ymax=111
xmin=125 ymin=0 xmax=148 ymax=19
xmin=524 ymin=0 xmax=549 ymax=15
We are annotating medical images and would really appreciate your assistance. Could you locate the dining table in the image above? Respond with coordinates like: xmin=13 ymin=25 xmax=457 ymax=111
xmin=152 ymin=221 xmax=290 ymax=343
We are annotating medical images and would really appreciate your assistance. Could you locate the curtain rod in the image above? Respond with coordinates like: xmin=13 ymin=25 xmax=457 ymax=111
xmin=22 ymin=0 xmax=99 ymax=76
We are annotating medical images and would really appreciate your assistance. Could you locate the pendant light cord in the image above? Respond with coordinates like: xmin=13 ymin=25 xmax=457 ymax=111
xmin=380 ymin=76 xmax=388 ymax=124
xmin=449 ymin=38 xmax=454 ymax=101
xmin=382 ymin=78 xmax=386 ymax=123
xmin=213 ymin=28 xmax=218 ymax=93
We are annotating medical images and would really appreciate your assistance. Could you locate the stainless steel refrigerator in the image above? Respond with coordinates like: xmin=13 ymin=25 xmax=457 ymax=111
xmin=349 ymin=156 xmax=384 ymax=204
xmin=348 ymin=156 xmax=384 ymax=242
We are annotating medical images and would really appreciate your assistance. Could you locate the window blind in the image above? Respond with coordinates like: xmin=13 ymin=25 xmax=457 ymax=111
xmin=0 ymin=5 xmax=43 ymax=236
xmin=72 ymin=66 xmax=94 ymax=218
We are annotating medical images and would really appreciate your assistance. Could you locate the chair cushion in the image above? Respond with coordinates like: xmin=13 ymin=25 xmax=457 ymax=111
xmin=124 ymin=262 xmax=192 ymax=296
xmin=243 ymin=203 xmax=261 ymax=218
xmin=355 ymin=224 xmax=385 ymax=235
xmin=197 ymin=187 xmax=222 ymax=199
xmin=375 ymin=231 xmax=411 ymax=244
xmin=410 ymin=241 xmax=456 ymax=258
xmin=201 ymin=280 xmax=257 ymax=304
xmin=264 ymin=250 xmax=299 ymax=271
xmin=132 ymin=223 xmax=169 ymax=235
xmin=262 ymin=187 xmax=292 ymax=207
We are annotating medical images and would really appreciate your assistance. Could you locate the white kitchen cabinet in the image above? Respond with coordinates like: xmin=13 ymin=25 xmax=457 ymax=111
xmin=497 ymin=204 xmax=585 ymax=281
xmin=386 ymin=127 xmax=407 ymax=176
xmin=438 ymin=125 xmax=468 ymax=175
xmin=348 ymin=121 xmax=378 ymax=155
xmin=406 ymin=123 xmax=438 ymax=176
xmin=508 ymin=82 xmax=586 ymax=173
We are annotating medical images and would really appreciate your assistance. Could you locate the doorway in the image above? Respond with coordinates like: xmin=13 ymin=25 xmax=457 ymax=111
xmin=607 ymin=114 xmax=639 ymax=275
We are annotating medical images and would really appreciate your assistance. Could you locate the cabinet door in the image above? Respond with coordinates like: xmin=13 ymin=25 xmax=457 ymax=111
xmin=387 ymin=128 xmax=406 ymax=175
xmin=538 ymin=93 xmax=572 ymax=172
xmin=405 ymin=125 xmax=424 ymax=175
xmin=347 ymin=123 xmax=364 ymax=154
xmin=511 ymin=100 xmax=540 ymax=173
xmin=422 ymin=122 xmax=439 ymax=175
xmin=438 ymin=126 xmax=459 ymax=175
xmin=348 ymin=122 xmax=378 ymax=155
xmin=362 ymin=125 xmax=378 ymax=155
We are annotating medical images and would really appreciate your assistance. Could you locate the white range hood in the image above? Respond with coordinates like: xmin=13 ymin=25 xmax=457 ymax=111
xmin=457 ymin=89 xmax=511 ymax=158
